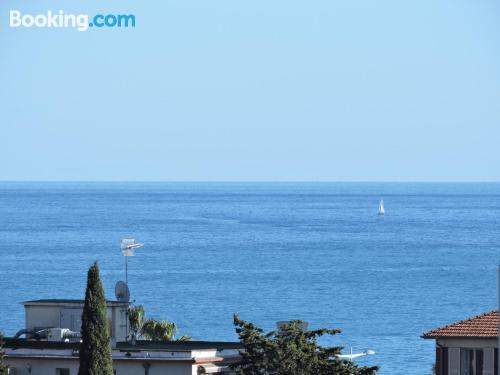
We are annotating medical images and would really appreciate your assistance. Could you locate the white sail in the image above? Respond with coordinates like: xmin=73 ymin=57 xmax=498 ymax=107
xmin=378 ymin=199 xmax=385 ymax=215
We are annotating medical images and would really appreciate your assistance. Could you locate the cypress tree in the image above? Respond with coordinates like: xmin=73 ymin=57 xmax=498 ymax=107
xmin=0 ymin=331 xmax=8 ymax=375
xmin=78 ymin=262 xmax=114 ymax=375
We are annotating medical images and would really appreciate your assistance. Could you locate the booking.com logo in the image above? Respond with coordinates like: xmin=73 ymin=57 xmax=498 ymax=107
xmin=9 ymin=10 xmax=136 ymax=31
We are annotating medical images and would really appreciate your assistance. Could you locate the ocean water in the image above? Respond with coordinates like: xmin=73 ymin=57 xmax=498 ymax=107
xmin=1 ymin=182 xmax=499 ymax=374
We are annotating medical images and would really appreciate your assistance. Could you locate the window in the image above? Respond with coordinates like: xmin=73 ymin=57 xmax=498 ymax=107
xmin=460 ymin=349 xmax=483 ymax=375
xmin=56 ymin=369 xmax=70 ymax=375
xmin=108 ymin=319 xmax=114 ymax=337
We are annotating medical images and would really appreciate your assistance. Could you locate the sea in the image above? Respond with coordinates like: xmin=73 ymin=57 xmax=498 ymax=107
xmin=1 ymin=182 xmax=499 ymax=374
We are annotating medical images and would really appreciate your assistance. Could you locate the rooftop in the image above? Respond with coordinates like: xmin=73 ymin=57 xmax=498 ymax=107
xmin=3 ymin=338 xmax=242 ymax=352
xmin=117 ymin=340 xmax=243 ymax=351
xmin=22 ymin=299 xmax=127 ymax=306
xmin=4 ymin=338 xmax=80 ymax=350
xmin=422 ymin=310 xmax=498 ymax=339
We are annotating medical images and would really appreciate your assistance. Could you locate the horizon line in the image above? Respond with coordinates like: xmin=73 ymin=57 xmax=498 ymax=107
xmin=1 ymin=180 xmax=500 ymax=184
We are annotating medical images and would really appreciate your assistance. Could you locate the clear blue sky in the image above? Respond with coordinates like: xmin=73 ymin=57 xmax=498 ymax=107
xmin=1 ymin=0 xmax=499 ymax=181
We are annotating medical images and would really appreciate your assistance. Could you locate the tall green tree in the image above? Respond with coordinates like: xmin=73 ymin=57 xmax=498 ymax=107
xmin=232 ymin=315 xmax=378 ymax=375
xmin=78 ymin=262 xmax=114 ymax=375
xmin=0 ymin=332 xmax=8 ymax=375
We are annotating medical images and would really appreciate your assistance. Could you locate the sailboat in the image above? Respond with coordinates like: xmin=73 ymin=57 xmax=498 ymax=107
xmin=378 ymin=199 xmax=385 ymax=215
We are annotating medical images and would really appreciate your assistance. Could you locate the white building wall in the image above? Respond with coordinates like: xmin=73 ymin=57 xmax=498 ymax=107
xmin=25 ymin=306 xmax=61 ymax=331
xmin=6 ymin=358 xmax=78 ymax=375
xmin=111 ymin=305 xmax=127 ymax=343
xmin=437 ymin=338 xmax=498 ymax=348
xmin=6 ymin=358 xmax=195 ymax=375
xmin=23 ymin=303 xmax=128 ymax=343
xmin=121 ymin=361 xmax=193 ymax=375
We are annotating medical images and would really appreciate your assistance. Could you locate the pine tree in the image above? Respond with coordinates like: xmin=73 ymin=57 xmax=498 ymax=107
xmin=232 ymin=315 xmax=378 ymax=375
xmin=78 ymin=262 xmax=114 ymax=375
xmin=0 ymin=331 xmax=8 ymax=375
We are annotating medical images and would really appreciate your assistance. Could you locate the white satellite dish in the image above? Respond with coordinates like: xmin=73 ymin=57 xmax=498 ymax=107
xmin=121 ymin=239 xmax=144 ymax=257
xmin=115 ymin=281 xmax=130 ymax=302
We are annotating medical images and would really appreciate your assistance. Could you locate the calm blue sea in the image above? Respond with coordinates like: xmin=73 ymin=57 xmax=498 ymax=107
xmin=1 ymin=182 xmax=499 ymax=374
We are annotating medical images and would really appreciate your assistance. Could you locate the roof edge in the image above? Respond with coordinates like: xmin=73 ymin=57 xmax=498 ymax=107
xmin=422 ymin=310 xmax=498 ymax=339
xmin=21 ymin=299 xmax=128 ymax=306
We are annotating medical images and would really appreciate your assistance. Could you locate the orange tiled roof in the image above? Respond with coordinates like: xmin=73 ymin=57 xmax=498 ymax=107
xmin=422 ymin=310 xmax=498 ymax=338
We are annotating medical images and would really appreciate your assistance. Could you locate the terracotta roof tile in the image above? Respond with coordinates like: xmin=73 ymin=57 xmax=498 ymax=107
xmin=422 ymin=310 xmax=498 ymax=338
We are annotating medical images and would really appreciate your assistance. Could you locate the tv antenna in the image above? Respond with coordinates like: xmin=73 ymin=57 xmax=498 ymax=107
xmin=120 ymin=239 xmax=143 ymax=341
xmin=121 ymin=238 xmax=144 ymax=286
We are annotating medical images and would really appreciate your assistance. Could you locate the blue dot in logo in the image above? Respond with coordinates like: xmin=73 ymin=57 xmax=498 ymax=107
xmin=89 ymin=23 xmax=93 ymax=27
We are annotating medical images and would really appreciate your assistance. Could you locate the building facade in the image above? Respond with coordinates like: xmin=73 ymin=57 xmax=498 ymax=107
xmin=422 ymin=310 xmax=499 ymax=375
xmin=20 ymin=299 xmax=128 ymax=344
xmin=4 ymin=339 xmax=240 ymax=375
xmin=3 ymin=299 xmax=241 ymax=375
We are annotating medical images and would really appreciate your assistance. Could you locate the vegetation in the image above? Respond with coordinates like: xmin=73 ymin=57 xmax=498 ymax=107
xmin=128 ymin=304 xmax=190 ymax=341
xmin=0 ymin=332 xmax=7 ymax=375
xmin=142 ymin=319 xmax=177 ymax=341
xmin=128 ymin=304 xmax=145 ymax=340
xmin=78 ymin=262 xmax=114 ymax=375
xmin=232 ymin=315 xmax=378 ymax=375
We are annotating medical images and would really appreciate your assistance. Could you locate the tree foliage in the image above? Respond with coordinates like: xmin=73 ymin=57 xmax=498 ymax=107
xmin=78 ymin=262 xmax=114 ymax=375
xmin=142 ymin=319 xmax=177 ymax=341
xmin=128 ymin=304 xmax=190 ymax=341
xmin=128 ymin=304 xmax=145 ymax=340
xmin=0 ymin=332 xmax=8 ymax=375
xmin=232 ymin=315 xmax=378 ymax=375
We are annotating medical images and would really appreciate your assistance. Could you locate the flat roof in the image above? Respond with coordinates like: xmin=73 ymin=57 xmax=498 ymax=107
xmin=3 ymin=338 xmax=242 ymax=352
xmin=4 ymin=338 xmax=80 ymax=350
xmin=117 ymin=340 xmax=243 ymax=351
xmin=22 ymin=299 xmax=128 ymax=306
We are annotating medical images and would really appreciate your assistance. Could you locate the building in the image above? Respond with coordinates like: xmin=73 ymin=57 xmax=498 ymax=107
xmin=422 ymin=310 xmax=498 ymax=375
xmin=20 ymin=299 xmax=128 ymax=344
xmin=3 ymin=299 xmax=241 ymax=375
xmin=3 ymin=338 xmax=241 ymax=375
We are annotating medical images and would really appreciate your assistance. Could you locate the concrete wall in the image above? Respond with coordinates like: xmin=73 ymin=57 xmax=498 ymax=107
xmin=6 ymin=358 xmax=78 ymax=375
xmin=110 ymin=305 xmax=127 ymax=343
xmin=437 ymin=337 xmax=498 ymax=348
xmin=5 ymin=358 xmax=195 ymax=375
xmin=24 ymin=303 xmax=127 ymax=343
xmin=25 ymin=306 xmax=61 ymax=331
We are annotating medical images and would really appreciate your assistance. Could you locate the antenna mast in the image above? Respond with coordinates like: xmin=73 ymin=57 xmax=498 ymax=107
xmin=121 ymin=238 xmax=144 ymax=284
xmin=120 ymin=238 xmax=144 ymax=340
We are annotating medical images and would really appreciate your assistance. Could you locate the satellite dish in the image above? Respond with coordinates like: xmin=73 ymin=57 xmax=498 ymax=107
xmin=115 ymin=281 xmax=130 ymax=302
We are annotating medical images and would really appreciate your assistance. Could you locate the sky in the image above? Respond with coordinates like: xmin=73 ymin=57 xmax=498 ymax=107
xmin=1 ymin=0 xmax=499 ymax=181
